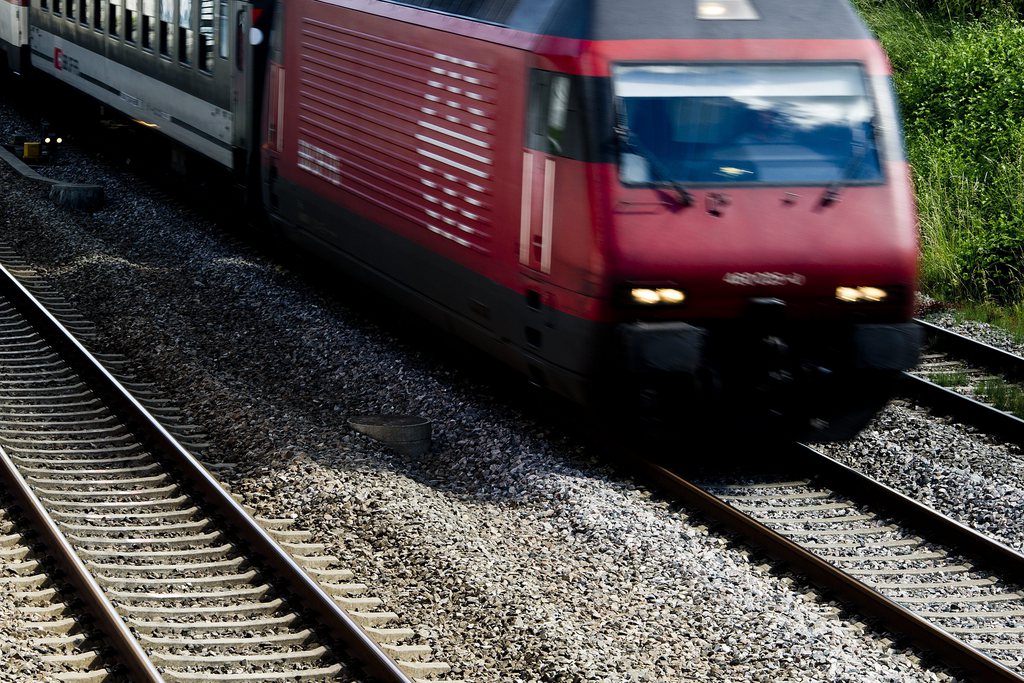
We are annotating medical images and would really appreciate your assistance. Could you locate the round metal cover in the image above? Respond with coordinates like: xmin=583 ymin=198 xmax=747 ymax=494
xmin=348 ymin=415 xmax=432 ymax=456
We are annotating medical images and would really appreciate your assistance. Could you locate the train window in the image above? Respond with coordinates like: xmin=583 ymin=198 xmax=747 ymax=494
xmin=40 ymin=0 xmax=47 ymax=13
xmin=54 ymin=0 xmax=61 ymax=16
xmin=527 ymin=70 xmax=584 ymax=159
xmin=126 ymin=0 xmax=137 ymax=42
xmin=141 ymin=0 xmax=154 ymax=48
xmin=546 ymin=75 xmax=570 ymax=155
xmin=234 ymin=7 xmax=243 ymax=69
xmin=199 ymin=0 xmax=213 ymax=72
xmin=93 ymin=0 xmax=101 ymax=29
xmin=385 ymin=0 xmax=519 ymax=25
xmin=612 ymin=63 xmax=884 ymax=186
xmin=159 ymin=0 xmax=171 ymax=56
xmin=79 ymin=0 xmax=87 ymax=24
xmin=108 ymin=0 xmax=120 ymax=36
xmin=217 ymin=0 xmax=227 ymax=58
xmin=178 ymin=0 xmax=192 ymax=64
xmin=67 ymin=0 xmax=74 ymax=21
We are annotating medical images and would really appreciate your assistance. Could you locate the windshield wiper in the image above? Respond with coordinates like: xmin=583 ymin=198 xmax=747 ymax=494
xmin=820 ymin=126 xmax=869 ymax=208
xmin=614 ymin=122 xmax=694 ymax=208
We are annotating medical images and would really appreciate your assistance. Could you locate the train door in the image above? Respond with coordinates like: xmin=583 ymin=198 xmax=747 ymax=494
xmin=516 ymin=69 xmax=576 ymax=380
xmin=260 ymin=0 xmax=283 ymax=210
xmin=230 ymin=0 xmax=252 ymax=158
xmin=230 ymin=0 xmax=272 ymax=190
xmin=0 ymin=0 xmax=27 ymax=74
xmin=520 ymin=70 xmax=572 ymax=276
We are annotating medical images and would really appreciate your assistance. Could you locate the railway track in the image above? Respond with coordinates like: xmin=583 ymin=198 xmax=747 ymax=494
xmin=0 ymin=493 xmax=125 ymax=681
xmin=0 ymin=250 xmax=455 ymax=682
xmin=636 ymin=446 xmax=1024 ymax=682
xmin=2 ymin=182 xmax=1019 ymax=683
xmin=903 ymin=319 xmax=1024 ymax=443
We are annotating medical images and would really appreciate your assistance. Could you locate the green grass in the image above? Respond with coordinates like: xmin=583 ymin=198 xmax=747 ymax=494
xmin=977 ymin=377 xmax=1024 ymax=418
xmin=929 ymin=370 xmax=969 ymax=387
xmin=953 ymin=301 xmax=1024 ymax=344
xmin=854 ymin=1 xmax=1024 ymax=316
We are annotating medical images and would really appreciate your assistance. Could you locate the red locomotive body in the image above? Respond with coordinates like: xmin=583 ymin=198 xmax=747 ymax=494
xmin=260 ymin=0 xmax=919 ymax=440
xmin=3 ymin=0 xmax=920 ymax=441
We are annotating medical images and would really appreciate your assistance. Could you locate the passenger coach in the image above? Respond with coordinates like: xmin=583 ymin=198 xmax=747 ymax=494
xmin=10 ymin=0 xmax=272 ymax=172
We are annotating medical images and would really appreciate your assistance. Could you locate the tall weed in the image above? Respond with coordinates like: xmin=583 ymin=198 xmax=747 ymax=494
xmin=859 ymin=0 xmax=1022 ymax=20
xmin=856 ymin=1 xmax=1024 ymax=305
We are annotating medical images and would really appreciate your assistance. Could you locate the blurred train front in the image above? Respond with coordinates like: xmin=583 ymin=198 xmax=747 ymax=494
xmin=565 ymin=1 xmax=920 ymax=440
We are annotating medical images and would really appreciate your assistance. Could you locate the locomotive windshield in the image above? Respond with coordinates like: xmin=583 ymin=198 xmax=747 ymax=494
xmin=613 ymin=64 xmax=883 ymax=186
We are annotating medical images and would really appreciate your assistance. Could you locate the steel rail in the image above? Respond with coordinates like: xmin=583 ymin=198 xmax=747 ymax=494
xmin=790 ymin=444 xmax=1024 ymax=584
xmin=905 ymin=319 xmax=1024 ymax=445
xmin=0 ymin=262 xmax=415 ymax=683
xmin=899 ymin=373 xmax=1024 ymax=445
xmin=916 ymin=318 xmax=1024 ymax=383
xmin=0 ymin=442 xmax=165 ymax=682
xmin=634 ymin=452 xmax=1024 ymax=683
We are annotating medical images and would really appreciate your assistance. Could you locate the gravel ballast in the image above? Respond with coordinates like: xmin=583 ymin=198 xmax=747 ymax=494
xmin=922 ymin=308 xmax=1024 ymax=359
xmin=0 ymin=100 xmax=976 ymax=681
xmin=818 ymin=400 xmax=1024 ymax=554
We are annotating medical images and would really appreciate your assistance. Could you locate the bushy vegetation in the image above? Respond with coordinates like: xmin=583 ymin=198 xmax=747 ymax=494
xmin=954 ymin=301 xmax=1024 ymax=342
xmin=890 ymin=0 xmax=1021 ymax=19
xmin=855 ymin=0 xmax=1024 ymax=306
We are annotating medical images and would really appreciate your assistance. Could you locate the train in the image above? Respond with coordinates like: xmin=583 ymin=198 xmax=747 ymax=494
xmin=1 ymin=0 xmax=921 ymax=441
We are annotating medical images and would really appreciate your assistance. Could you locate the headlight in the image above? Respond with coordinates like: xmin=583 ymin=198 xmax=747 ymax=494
xmin=836 ymin=286 xmax=888 ymax=303
xmin=631 ymin=288 xmax=687 ymax=305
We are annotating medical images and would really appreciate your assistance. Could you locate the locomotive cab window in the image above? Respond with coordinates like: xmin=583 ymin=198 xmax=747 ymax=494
xmin=613 ymin=63 xmax=884 ymax=186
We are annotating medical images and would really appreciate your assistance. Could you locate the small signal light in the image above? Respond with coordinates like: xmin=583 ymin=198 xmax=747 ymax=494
xmin=697 ymin=0 xmax=760 ymax=20
xmin=699 ymin=2 xmax=727 ymax=16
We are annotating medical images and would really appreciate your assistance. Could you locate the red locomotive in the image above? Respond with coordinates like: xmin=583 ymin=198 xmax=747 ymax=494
xmin=4 ymin=0 xmax=920 ymax=440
